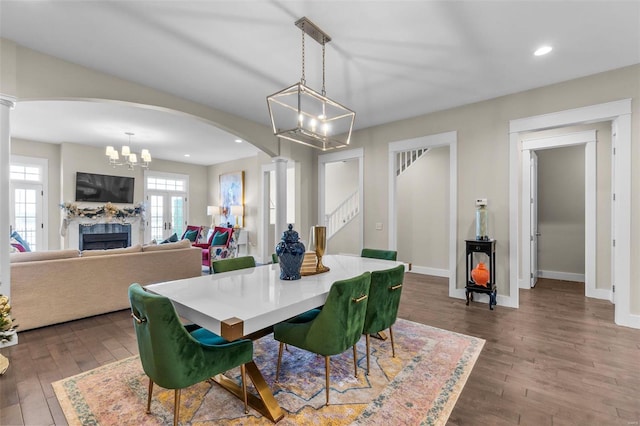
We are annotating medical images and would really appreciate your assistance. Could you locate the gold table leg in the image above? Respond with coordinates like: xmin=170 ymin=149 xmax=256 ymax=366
xmin=372 ymin=330 xmax=388 ymax=341
xmin=212 ymin=360 xmax=285 ymax=423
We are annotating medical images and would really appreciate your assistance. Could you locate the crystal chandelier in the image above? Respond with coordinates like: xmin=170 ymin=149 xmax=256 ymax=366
xmin=267 ymin=17 xmax=355 ymax=151
xmin=105 ymin=132 xmax=152 ymax=169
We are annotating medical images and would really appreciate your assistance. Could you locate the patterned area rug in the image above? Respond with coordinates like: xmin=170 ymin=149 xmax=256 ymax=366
xmin=53 ymin=319 xmax=484 ymax=425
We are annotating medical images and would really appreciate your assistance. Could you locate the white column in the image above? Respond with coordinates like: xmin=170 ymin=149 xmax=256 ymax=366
xmin=273 ymin=156 xmax=288 ymax=244
xmin=0 ymin=95 xmax=15 ymax=300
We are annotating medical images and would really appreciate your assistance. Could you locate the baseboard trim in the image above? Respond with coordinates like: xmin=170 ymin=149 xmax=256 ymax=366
xmin=410 ymin=266 xmax=449 ymax=277
xmin=538 ymin=270 xmax=585 ymax=282
xmin=617 ymin=312 xmax=640 ymax=329
xmin=585 ymin=287 xmax=612 ymax=301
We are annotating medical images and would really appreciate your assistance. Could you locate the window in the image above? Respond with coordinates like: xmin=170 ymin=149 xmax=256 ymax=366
xmin=10 ymin=157 xmax=48 ymax=251
xmin=144 ymin=172 xmax=189 ymax=242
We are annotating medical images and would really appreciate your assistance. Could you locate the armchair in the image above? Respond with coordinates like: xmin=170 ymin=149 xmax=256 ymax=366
xmin=193 ymin=226 xmax=234 ymax=273
xmin=128 ymin=283 xmax=253 ymax=425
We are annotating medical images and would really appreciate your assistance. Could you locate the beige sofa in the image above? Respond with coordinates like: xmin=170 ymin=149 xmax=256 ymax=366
xmin=10 ymin=239 xmax=202 ymax=331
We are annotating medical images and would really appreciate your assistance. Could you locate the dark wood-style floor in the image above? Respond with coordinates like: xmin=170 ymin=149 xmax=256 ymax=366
xmin=1 ymin=275 xmax=638 ymax=425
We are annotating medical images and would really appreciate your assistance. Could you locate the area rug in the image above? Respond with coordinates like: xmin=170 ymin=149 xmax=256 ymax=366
xmin=53 ymin=319 xmax=484 ymax=425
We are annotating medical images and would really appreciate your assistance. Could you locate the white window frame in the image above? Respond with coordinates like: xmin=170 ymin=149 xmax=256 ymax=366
xmin=143 ymin=170 xmax=189 ymax=242
xmin=10 ymin=155 xmax=48 ymax=251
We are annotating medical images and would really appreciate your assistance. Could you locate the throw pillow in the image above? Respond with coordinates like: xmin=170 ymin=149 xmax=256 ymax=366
xmin=211 ymin=231 xmax=229 ymax=246
xmin=161 ymin=233 xmax=178 ymax=244
xmin=183 ymin=229 xmax=198 ymax=242
xmin=10 ymin=231 xmax=31 ymax=252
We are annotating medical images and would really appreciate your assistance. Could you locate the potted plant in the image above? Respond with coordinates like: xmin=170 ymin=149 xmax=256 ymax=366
xmin=0 ymin=294 xmax=18 ymax=346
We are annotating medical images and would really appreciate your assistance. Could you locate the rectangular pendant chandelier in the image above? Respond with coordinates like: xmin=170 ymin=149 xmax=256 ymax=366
xmin=267 ymin=17 xmax=355 ymax=151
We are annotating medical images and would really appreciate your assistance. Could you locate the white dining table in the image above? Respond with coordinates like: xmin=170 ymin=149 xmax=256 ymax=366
xmin=145 ymin=254 xmax=404 ymax=422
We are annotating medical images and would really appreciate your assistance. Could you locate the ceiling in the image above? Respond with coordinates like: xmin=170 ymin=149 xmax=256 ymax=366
xmin=2 ymin=1 xmax=639 ymax=165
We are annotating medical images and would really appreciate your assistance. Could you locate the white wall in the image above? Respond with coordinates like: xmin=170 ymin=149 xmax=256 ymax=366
xmin=397 ymin=146 xmax=449 ymax=270
xmin=537 ymin=145 xmax=585 ymax=275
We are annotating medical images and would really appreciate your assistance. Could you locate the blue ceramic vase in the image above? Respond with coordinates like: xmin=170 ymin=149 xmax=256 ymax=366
xmin=275 ymin=224 xmax=305 ymax=280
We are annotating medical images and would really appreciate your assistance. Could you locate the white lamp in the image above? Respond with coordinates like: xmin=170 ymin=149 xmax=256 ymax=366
xmin=230 ymin=205 xmax=244 ymax=228
xmin=207 ymin=205 xmax=219 ymax=228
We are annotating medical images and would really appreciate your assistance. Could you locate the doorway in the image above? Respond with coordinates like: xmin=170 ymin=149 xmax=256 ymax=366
xmin=509 ymin=99 xmax=633 ymax=327
xmin=524 ymin=133 xmax=603 ymax=299
xmin=388 ymin=131 xmax=458 ymax=298
xmin=317 ymin=148 xmax=364 ymax=254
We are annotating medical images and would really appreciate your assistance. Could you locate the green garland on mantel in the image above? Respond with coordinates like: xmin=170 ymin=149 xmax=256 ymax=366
xmin=60 ymin=202 xmax=145 ymax=236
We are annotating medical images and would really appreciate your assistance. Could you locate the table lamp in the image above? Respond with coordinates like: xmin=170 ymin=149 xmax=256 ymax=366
xmin=207 ymin=205 xmax=219 ymax=228
xmin=230 ymin=205 xmax=244 ymax=228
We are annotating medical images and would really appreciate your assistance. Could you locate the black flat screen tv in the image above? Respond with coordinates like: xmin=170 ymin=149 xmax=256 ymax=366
xmin=75 ymin=172 xmax=135 ymax=204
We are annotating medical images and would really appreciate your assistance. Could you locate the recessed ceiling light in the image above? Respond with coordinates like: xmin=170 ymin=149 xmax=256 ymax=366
xmin=184 ymin=154 xmax=191 ymax=157
xmin=534 ymin=45 xmax=553 ymax=56
xmin=234 ymin=139 xmax=243 ymax=143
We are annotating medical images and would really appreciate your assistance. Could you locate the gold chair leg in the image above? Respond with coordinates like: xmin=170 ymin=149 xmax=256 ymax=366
xmin=241 ymin=363 xmax=248 ymax=414
xmin=325 ymin=355 xmax=330 ymax=406
xmin=173 ymin=389 xmax=181 ymax=426
xmin=146 ymin=378 xmax=153 ymax=414
xmin=275 ymin=342 xmax=284 ymax=382
xmin=389 ymin=326 xmax=396 ymax=357
xmin=352 ymin=345 xmax=358 ymax=378
xmin=366 ymin=333 xmax=371 ymax=375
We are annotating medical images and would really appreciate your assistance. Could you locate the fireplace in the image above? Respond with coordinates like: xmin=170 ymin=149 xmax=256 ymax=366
xmin=79 ymin=223 xmax=132 ymax=251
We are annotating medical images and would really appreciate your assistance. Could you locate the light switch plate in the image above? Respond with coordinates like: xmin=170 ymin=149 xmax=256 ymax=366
xmin=375 ymin=222 xmax=383 ymax=230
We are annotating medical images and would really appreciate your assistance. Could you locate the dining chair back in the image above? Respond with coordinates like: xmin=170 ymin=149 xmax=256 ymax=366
xmin=362 ymin=264 xmax=405 ymax=374
xmin=273 ymin=271 xmax=371 ymax=405
xmin=360 ymin=248 xmax=398 ymax=261
xmin=212 ymin=255 xmax=256 ymax=274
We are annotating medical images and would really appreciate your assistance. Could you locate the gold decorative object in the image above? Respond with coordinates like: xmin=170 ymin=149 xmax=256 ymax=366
xmin=306 ymin=225 xmax=330 ymax=274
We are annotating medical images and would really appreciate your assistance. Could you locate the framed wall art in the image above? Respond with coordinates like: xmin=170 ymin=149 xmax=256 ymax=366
xmin=219 ymin=171 xmax=244 ymax=227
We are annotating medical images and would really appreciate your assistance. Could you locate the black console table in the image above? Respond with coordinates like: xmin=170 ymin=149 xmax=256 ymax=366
xmin=465 ymin=239 xmax=497 ymax=310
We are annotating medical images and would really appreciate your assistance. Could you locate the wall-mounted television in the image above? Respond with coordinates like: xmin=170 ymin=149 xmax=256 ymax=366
xmin=75 ymin=172 xmax=135 ymax=204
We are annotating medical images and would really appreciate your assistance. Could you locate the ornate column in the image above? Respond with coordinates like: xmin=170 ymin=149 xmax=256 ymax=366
xmin=273 ymin=156 xmax=288 ymax=245
xmin=0 ymin=94 xmax=17 ymax=349
xmin=0 ymin=95 xmax=15 ymax=301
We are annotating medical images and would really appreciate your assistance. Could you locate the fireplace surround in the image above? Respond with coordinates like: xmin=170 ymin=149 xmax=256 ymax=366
xmin=79 ymin=223 xmax=131 ymax=251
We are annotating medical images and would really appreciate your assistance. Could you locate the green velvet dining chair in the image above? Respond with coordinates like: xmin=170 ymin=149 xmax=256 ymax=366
xmin=273 ymin=271 xmax=371 ymax=406
xmin=362 ymin=264 xmax=405 ymax=375
xmin=128 ymin=283 xmax=253 ymax=426
xmin=212 ymin=255 xmax=256 ymax=274
xmin=360 ymin=247 xmax=398 ymax=261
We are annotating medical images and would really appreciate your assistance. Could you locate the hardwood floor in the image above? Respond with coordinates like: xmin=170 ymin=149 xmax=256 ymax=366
xmin=1 ymin=275 xmax=638 ymax=425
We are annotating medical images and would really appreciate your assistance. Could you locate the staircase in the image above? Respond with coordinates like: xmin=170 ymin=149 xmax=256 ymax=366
xmin=325 ymin=190 xmax=359 ymax=239
xmin=396 ymin=148 xmax=429 ymax=176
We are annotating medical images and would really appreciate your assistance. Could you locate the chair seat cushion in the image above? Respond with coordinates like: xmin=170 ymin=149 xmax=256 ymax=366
xmin=287 ymin=308 xmax=321 ymax=324
xmin=190 ymin=327 xmax=228 ymax=346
